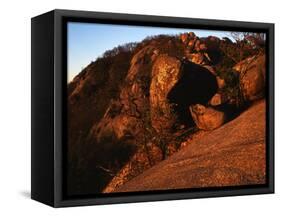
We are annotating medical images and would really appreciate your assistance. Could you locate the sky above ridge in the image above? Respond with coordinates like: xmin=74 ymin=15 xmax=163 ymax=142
xmin=67 ymin=22 xmax=235 ymax=82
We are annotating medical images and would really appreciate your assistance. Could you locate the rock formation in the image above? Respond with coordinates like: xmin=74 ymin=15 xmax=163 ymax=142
xmin=114 ymin=100 xmax=266 ymax=192
xmin=150 ymin=55 xmax=182 ymax=132
xmin=234 ymin=54 xmax=266 ymax=102
xmin=67 ymin=32 xmax=266 ymax=195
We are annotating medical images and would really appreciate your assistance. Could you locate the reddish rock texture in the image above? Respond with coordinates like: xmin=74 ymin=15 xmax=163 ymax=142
xmin=114 ymin=100 xmax=266 ymax=192
xmin=234 ymin=54 xmax=266 ymax=102
xmin=189 ymin=104 xmax=226 ymax=130
xmin=150 ymin=55 xmax=182 ymax=132
xmin=67 ymin=32 xmax=266 ymax=195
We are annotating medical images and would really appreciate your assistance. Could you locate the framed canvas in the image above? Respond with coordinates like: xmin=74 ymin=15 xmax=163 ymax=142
xmin=31 ymin=9 xmax=274 ymax=207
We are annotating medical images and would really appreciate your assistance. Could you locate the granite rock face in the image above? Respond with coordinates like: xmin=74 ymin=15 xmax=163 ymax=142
xmin=234 ymin=54 xmax=266 ymax=102
xmin=67 ymin=32 xmax=266 ymax=194
xmin=150 ymin=55 xmax=182 ymax=132
xmin=114 ymin=100 xmax=266 ymax=192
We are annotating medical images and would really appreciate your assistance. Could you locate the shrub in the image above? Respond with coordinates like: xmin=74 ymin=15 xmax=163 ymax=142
xmin=217 ymin=68 xmax=243 ymax=107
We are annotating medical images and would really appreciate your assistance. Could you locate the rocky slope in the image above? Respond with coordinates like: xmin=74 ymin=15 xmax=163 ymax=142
xmin=113 ymin=100 xmax=266 ymax=192
xmin=67 ymin=32 xmax=266 ymax=195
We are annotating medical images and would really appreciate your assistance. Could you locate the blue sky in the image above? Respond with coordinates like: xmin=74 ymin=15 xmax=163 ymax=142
xmin=67 ymin=22 xmax=233 ymax=82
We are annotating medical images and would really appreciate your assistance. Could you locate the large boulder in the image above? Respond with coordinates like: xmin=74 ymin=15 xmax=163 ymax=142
xmin=150 ymin=55 xmax=182 ymax=132
xmin=234 ymin=54 xmax=266 ymax=102
xmin=189 ymin=104 xmax=226 ymax=130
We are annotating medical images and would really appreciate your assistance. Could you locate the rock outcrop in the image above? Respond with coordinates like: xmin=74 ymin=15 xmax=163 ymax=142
xmin=167 ymin=60 xmax=218 ymax=126
xmin=150 ymin=55 xmax=182 ymax=132
xmin=87 ymin=45 xmax=157 ymax=143
xmin=67 ymin=31 xmax=266 ymax=195
xmin=234 ymin=54 xmax=266 ymax=102
xmin=113 ymin=100 xmax=266 ymax=192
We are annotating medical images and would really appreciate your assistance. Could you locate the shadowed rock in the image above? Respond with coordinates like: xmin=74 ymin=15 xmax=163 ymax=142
xmin=167 ymin=60 xmax=218 ymax=126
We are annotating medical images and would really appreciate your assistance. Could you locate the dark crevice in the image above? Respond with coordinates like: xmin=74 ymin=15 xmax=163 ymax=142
xmin=168 ymin=61 xmax=218 ymax=126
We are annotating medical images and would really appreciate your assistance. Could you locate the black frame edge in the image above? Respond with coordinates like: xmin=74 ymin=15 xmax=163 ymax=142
xmin=45 ymin=9 xmax=274 ymax=207
xmin=54 ymin=9 xmax=274 ymax=30
xmin=267 ymin=23 xmax=275 ymax=194
xmin=31 ymin=10 xmax=56 ymax=207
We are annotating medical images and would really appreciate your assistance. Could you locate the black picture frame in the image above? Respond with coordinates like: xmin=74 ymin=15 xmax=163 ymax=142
xmin=31 ymin=9 xmax=274 ymax=207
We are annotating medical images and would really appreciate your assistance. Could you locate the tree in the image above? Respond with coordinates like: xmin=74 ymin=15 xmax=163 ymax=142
xmin=230 ymin=32 xmax=265 ymax=62
xmin=229 ymin=32 xmax=265 ymax=107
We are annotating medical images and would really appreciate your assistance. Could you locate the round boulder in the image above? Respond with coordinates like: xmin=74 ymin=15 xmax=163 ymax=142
xmin=189 ymin=104 xmax=226 ymax=130
xmin=238 ymin=55 xmax=266 ymax=102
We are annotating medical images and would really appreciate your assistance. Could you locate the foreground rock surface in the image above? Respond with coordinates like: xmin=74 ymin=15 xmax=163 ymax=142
xmin=113 ymin=100 xmax=266 ymax=192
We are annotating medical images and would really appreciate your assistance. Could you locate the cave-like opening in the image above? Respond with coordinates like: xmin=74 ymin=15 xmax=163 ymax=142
xmin=167 ymin=61 xmax=218 ymax=127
